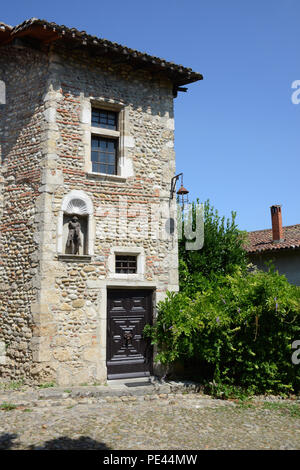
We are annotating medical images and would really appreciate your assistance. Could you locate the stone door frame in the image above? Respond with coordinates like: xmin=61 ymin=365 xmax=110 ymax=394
xmin=97 ymin=280 xmax=157 ymax=382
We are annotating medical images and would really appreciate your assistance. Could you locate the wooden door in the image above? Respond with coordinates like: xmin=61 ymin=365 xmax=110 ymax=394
xmin=106 ymin=289 xmax=153 ymax=379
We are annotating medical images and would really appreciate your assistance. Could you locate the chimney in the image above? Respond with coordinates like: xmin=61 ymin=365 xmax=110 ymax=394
xmin=270 ymin=205 xmax=284 ymax=242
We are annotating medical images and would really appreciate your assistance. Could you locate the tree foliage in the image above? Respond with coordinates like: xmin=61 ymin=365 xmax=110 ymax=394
xmin=179 ymin=200 xmax=248 ymax=294
xmin=145 ymin=267 xmax=300 ymax=393
xmin=144 ymin=201 xmax=300 ymax=394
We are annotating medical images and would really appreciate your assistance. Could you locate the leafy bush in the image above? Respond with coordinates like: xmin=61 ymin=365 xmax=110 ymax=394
xmin=145 ymin=267 xmax=300 ymax=394
xmin=179 ymin=200 xmax=248 ymax=295
xmin=145 ymin=200 xmax=300 ymax=394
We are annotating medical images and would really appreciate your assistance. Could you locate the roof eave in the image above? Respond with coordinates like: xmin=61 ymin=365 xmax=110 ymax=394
xmin=246 ymin=245 xmax=300 ymax=255
xmin=0 ymin=18 xmax=203 ymax=88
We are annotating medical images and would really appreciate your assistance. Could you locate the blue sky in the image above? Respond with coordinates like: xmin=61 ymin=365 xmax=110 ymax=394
xmin=2 ymin=0 xmax=300 ymax=231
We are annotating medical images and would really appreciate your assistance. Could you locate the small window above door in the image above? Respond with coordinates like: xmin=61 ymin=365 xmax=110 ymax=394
xmin=115 ymin=255 xmax=137 ymax=274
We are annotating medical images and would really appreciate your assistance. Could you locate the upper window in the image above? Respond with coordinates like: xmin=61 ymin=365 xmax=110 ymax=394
xmin=91 ymin=136 xmax=117 ymax=175
xmin=92 ymin=109 xmax=118 ymax=130
xmin=91 ymin=108 xmax=119 ymax=175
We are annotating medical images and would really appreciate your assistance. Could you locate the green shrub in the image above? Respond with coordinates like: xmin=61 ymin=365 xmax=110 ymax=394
xmin=179 ymin=200 xmax=248 ymax=294
xmin=145 ymin=267 xmax=300 ymax=394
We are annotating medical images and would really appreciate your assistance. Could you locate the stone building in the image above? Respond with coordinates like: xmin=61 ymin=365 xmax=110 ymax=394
xmin=246 ymin=205 xmax=300 ymax=285
xmin=0 ymin=19 xmax=202 ymax=385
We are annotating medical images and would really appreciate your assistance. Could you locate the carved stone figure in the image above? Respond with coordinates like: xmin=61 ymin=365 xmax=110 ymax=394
xmin=67 ymin=215 xmax=82 ymax=255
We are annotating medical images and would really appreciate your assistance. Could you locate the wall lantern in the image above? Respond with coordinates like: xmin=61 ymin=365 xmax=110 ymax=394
xmin=170 ymin=173 xmax=189 ymax=208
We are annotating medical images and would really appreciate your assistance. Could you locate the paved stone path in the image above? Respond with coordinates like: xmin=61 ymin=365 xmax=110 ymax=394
xmin=0 ymin=382 xmax=299 ymax=450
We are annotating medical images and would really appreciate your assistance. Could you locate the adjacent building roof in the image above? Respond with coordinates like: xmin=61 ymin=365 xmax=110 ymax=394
xmin=246 ymin=224 xmax=300 ymax=254
xmin=0 ymin=18 xmax=203 ymax=89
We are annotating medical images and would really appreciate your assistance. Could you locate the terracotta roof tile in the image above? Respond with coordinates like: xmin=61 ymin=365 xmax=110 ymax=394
xmin=0 ymin=22 xmax=12 ymax=29
xmin=245 ymin=224 xmax=300 ymax=253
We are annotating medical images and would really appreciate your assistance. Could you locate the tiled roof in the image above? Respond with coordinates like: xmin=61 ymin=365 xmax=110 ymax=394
xmin=0 ymin=18 xmax=203 ymax=88
xmin=245 ymin=224 xmax=300 ymax=254
xmin=0 ymin=22 xmax=12 ymax=30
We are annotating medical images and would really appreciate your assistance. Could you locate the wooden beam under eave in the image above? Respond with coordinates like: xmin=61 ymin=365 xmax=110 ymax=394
xmin=8 ymin=24 xmax=61 ymax=44
xmin=40 ymin=32 xmax=61 ymax=45
xmin=0 ymin=34 xmax=14 ymax=47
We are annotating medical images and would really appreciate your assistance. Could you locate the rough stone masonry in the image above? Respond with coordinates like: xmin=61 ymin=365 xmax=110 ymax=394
xmin=0 ymin=19 xmax=202 ymax=386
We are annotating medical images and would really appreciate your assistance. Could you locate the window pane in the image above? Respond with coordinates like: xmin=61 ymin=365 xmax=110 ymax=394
xmin=107 ymin=154 xmax=115 ymax=164
xmin=91 ymin=136 xmax=117 ymax=175
xmin=107 ymin=141 xmax=116 ymax=150
xmin=91 ymin=137 xmax=99 ymax=148
xmin=91 ymin=110 xmax=99 ymax=123
xmin=91 ymin=151 xmax=99 ymax=162
xmin=91 ymin=108 xmax=117 ymax=130
xmin=92 ymin=162 xmax=100 ymax=173
xmin=115 ymin=255 xmax=137 ymax=273
xmin=100 ymin=153 xmax=107 ymax=164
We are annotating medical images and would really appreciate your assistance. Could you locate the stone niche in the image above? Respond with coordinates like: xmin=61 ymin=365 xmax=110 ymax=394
xmin=58 ymin=190 xmax=94 ymax=256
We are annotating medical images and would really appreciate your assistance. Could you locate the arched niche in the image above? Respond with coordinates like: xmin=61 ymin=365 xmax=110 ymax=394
xmin=57 ymin=190 xmax=94 ymax=256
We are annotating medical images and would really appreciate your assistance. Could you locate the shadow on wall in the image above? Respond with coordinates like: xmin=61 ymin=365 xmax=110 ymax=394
xmin=0 ymin=432 xmax=111 ymax=450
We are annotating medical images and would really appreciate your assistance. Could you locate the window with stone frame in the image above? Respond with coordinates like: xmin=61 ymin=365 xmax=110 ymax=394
xmin=115 ymin=255 xmax=137 ymax=274
xmin=91 ymin=108 xmax=119 ymax=175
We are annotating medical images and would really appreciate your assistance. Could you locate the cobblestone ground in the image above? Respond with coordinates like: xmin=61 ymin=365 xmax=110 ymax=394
xmin=0 ymin=390 xmax=299 ymax=450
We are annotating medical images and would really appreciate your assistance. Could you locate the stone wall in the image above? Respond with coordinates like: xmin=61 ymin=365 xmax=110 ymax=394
xmin=0 ymin=42 xmax=179 ymax=385
xmin=0 ymin=44 xmax=48 ymax=381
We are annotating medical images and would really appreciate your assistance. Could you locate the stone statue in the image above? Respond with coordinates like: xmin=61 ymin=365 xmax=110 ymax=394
xmin=67 ymin=215 xmax=82 ymax=255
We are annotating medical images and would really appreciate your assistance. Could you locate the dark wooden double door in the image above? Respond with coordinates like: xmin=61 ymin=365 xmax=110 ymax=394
xmin=107 ymin=289 xmax=153 ymax=379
